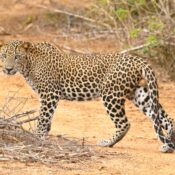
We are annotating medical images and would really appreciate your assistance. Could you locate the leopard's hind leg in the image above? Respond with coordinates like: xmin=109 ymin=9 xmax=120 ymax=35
xmin=132 ymin=86 xmax=175 ymax=152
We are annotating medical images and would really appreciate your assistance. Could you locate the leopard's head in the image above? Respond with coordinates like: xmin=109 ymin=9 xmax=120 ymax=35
xmin=0 ymin=40 xmax=31 ymax=75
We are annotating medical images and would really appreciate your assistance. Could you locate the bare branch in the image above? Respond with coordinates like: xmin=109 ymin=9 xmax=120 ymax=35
xmin=36 ymin=4 xmax=112 ymax=30
xmin=0 ymin=91 xmax=97 ymax=165
xmin=119 ymin=43 xmax=152 ymax=54
xmin=120 ymin=41 xmax=175 ymax=54
xmin=7 ymin=110 xmax=37 ymax=122
xmin=0 ymin=26 xmax=10 ymax=35
xmin=16 ymin=115 xmax=39 ymax=125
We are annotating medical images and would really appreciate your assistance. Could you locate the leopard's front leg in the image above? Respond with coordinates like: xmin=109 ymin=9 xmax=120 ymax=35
xmin=36 ymin=89 xmax=60 ymax=138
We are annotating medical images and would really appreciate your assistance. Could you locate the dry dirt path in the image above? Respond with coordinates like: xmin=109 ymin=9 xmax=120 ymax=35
xmin=0 ymin=1 xmax=175 ymax=174
xmin=0 ymin=75 xmax=175 ymax=175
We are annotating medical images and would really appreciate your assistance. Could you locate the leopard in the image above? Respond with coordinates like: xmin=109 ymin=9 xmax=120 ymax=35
xmin=0 ymin=40 xmax=175 ymax=153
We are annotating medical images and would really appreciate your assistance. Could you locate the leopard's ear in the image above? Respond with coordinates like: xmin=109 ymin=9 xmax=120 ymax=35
xmin=21 ymin=41 xmax=31 ymax=51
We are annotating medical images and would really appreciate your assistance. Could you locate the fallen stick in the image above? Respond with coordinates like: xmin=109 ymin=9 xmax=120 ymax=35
xmin=16 ymin=115 xmax=39 ymax=125
xmin=7 ymin=110 xmax=37 ymax=122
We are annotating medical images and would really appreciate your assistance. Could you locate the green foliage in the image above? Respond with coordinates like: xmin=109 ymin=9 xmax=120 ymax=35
xmin=129 ymin=28 xmax=141 ymax=38
xmin=136 ymin=0 xmax=145 ymax=5
xmin=128 ymin=0 xmax=145 ymax=5
xmin=45 ymin=11 xmax=57 ymax=20
xmin=148 ymin=18 xmax=164 ymax=32
xmin=114 ymin=8 xmax=129 ymax=20
xmin=43 ymin=11 xmax=65 ymax=24
xmin=173 ymin=27 xmax=175 ymax=34
xmin=91 ymin=0 xmax=175 ymax=76
xmin=145 ymin=35 xmax=159 ymax=46
xmin=98 ymin=0 xmax=108 ymax=5
xmin=24 ymin=15 xmax=34 ymax=25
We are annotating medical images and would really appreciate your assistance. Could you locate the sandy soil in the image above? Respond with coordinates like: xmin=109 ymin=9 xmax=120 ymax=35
xmin=0 ymin=0 xmax=175 ymax=175
xmin=0 ymin=72 xmax=175 ymax=175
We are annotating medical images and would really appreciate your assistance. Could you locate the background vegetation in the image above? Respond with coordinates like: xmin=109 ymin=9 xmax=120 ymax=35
xmin=89 ymin=0 xmax=175 ymax=78
xmin=0 ymin=0 xmax=175 ymax=79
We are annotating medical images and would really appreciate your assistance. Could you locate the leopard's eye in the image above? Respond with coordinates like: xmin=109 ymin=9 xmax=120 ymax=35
xmin=15 ymin=54 xmax=21 ymax=60
xmin=1 ymin=53 xmax=6 ymax=58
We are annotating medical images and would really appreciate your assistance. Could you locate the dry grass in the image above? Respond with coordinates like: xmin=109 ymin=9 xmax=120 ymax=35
xmin=0 ymin=93 xmax=95 ymax=165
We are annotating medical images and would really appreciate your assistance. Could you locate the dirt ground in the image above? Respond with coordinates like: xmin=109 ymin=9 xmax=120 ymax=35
xmin=0 ymin=1 xmax=175 ymax=175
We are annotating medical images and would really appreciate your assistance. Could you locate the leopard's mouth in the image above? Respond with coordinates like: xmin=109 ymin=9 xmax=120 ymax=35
xmin=3 ymin=68 xmax=17 ymax=75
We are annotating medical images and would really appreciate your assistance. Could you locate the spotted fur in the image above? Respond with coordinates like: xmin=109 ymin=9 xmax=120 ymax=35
xmin=0 ymin=40 xmax=174 ymax=152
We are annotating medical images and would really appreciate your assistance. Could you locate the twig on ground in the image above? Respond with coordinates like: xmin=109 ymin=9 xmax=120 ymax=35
xmin=0 ymin=94 xmax=95 ymax=165
xmin=16 ymin=115 xmax=39 ymax=125
xmin=7 ymin=110 xmax=37 ymax=122
xmin=0 ymin=26 xmax=11 ymax=35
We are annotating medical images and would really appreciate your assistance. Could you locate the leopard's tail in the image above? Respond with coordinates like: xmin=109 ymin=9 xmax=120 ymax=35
xmin=142 ymin=65 xmax=175 ymax=149
xmin=141 ymin=64 xmax=159 ymax=118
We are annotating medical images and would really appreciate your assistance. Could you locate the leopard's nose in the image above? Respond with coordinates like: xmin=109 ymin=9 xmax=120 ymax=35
xmin=5 ymin=67 xmax=13 ymax=74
